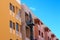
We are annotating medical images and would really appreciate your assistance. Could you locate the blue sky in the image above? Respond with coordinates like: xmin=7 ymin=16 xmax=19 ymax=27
xmin=21 ymin=0 xmax=60 ymax=39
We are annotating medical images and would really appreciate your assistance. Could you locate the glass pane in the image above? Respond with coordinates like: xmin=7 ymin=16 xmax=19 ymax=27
xmin=16 ymin=23 xmax=19 ymax=31
xmin=10 ymin=21 xmax=12 ymax=28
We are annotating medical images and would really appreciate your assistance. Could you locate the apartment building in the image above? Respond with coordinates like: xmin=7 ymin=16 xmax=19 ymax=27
xmin=0 ymin=0 xmax=22 ymax=40
xmin=39 ymin=24 xmax=46 ymax=40
xmin=33 ymin=18 xmax=59 ymax=40
xmin=21 ymin=3 xmax=59 ymax=40
xmin=43 ymin=26 xmax=59 ymax=40
xmin=0 ymin=0 xmax=59 ymax=40
xmin=33 ymin=18 xmax=43 ymax=40
xmin=21 ymin=4 xmax=37 ymax=40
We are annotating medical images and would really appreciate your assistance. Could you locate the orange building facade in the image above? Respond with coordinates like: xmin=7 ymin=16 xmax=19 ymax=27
xmin=0 ymin=0 xmax=22 ymax=40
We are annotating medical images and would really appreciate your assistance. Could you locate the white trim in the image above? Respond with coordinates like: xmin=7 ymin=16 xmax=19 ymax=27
xmin=16 ymin=0 xmax=21 ymax=4
xmin=10 ymin=28 xmax=13 ymax=33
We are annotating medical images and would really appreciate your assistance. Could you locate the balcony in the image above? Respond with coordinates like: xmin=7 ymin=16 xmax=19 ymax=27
xmin=16 ymin=9 xmax=21 ymax=22
xmin=34 ymin=18 xmax=40 ymax=25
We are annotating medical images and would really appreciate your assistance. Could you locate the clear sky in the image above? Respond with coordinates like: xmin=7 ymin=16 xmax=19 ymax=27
xmin=21 ymin=0 xmax=60 ymax=39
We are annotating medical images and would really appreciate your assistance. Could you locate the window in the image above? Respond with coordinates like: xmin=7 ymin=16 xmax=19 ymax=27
xmin=10 ymin=21 xmax=13 ymax=28
xmin=10 ymin=3 xmax=12 ymax=10
xmin=12 ymin=6 xmax=15 ymax=12
xmin=25 ymin=12 xmax=30 ymax=25
xmin=13 ymin=22 xmax=15 ymax=30
xmin=41 ymin=32 xmax=43 ymax=37
xmin=48 ymin=37 xmax=51 ymax=40
xmin=56 ymin=39 xmax=59 ymax=40
xmin=10 ymin=39 xmax=12 ymax=40
xmin=16 ymin=39 xmax=18 ymax=40
xmin=16 ymin=23 xmax=19 ymax=31
xmin=39 ymin=30 xmax=40 ymax=35
xmin=10 ymin=3 xmax=15 ymax=12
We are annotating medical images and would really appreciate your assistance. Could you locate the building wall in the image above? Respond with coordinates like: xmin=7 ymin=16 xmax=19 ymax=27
xmin=21 ymin=4 xmax=36 ymax=40
xmin=39 ymin=25 xmax=45 ymax=40
xmin=34 ymin=24 xmax=39 ymax=40
xmin=33 ymin=19 xmax=45 ymax=40
xmin=48 ymin=32 xmax=52 ymax=40
xmin=20 ymin=5 xmax=27 ymax=40
xmin=0 ymin=0 xmax=22 ymax=40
